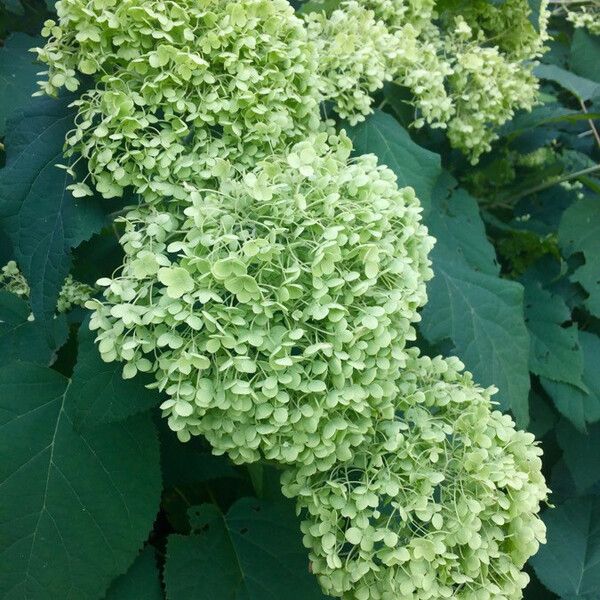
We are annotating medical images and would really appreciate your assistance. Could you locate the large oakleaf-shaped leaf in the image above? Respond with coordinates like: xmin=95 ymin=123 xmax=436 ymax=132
xmin=105 ymin=547 xmax=163 ymax=600
xmin=0 ymin=362 xmax=161 ymax=600
xmin=559 ymin=197 xmax=600 ymax=318
xmin=556 ymin=419 xmax=600 ymax=494
xmin=164 ymin=499 xmax=324 ymax=600
xmin=523 ymin=280 xmax=584 ymax=388
xmin=571 ymin=29 xmax=600 ymax=83
xmin=534 ymin=64 xmax=600 ymax=102
xmin=541 ymin=332 xmax=600 ymax=430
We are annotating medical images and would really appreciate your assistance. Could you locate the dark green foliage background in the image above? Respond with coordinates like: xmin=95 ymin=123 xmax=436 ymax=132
xmin=0 ymin=1 xmax=599 ymax=598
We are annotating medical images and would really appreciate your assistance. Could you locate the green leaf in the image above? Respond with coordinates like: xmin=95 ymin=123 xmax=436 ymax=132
xmin=345 ymin=109 xmax=442 ymax=205
xmin=571 ymin=29 xmax=600 ymax=83
xmin=559 ymin=197 xmax=600 ymax=317
xmin=67 ymin=322 xmax=162 ymax=428
xmin=523 ymin=280 xmax=585 ymax=388
xmin=0 ymin=362 xmax=161 ymax=600
xmin=556 ymin=419 xmax=600 ymax=494
xmin=0 ymin=96 xmax=106 ymax=327
xmin=0 ymin=290 xmax=68 ymax=365
xmin=420 ymin=179 xmax=530 ymax=424
xmin=105 ymin=547 xmax=163 ymax=600
xmin=0 ymin=0 xmax=23 ymax=16
xmin=534 ymin=63 xmax=600 ymax=101
xmin=531 ymin=496 xmax=600 ymax=598
xmin=501 ymin=103 xmax=597 ymax=140
xmin=164 ymin=498 xmax=324 ymax=600
xmin=528 ymin=390 xmax=558 ymax=440
xmin=541 ymin=332 xmax=600 ymax=430
xmin=159 ymin=419 xmax=241 ymax=488
xmin=0 ymin=34 xmax=40 ymax=135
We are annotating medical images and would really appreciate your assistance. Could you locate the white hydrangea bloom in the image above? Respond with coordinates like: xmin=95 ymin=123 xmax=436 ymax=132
xmin=87 ymin=133 xmax=434 ymax=468
xmin=283 ymin=349 xmax=549 ymax=600
xmin=35 ymin=0 xmax=323 ymax=200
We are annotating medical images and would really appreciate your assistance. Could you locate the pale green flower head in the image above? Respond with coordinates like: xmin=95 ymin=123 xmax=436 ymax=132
xmin=56 ymin=275 xmax=95 ymax=313
xmin=34 ymin=0 xmax=322 ymax=200
xmin=282 ymin=349 xmax=548 ymax=600
xmin=305 ymin=2 xmax=401 ymax=124
xmin=443 ymin=21 xmax=540 ymax=163
xmin=305 ymin=0 xmax=546 ymax=162
xmin=87 ymin=133 xmax=434 ymax=469
xmin=437 ymin=0 xmax=551 ymax=60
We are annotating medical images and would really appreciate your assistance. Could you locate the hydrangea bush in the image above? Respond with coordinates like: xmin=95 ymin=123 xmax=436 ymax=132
xmin=4 ymin=0 xmax=553 ymax=598
xmin=87 ymin=132 xmax=434 ymax=468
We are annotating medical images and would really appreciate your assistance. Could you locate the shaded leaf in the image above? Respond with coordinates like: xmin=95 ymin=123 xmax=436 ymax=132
xmin=346 ymin=109 xmax=442 ymax=205
xmin=501 ymin=104 xmax=598 ymax=140
xmin=298 ymin=0 xmax=340 ymax=14
xmin=421 ymin=180 xmax=530 ymax=424
xmin=160 ymin=425 xmax=241 ymax=489
xmin=0 ymin=290 xmax=67 ymax=365
xmin=0 ymin=33 xmax=40 ymax=135
xmin=164 ymin=498 xmax=324 ymax=600
xmin=0 ymin=0 xmax=24 ymax=14
xmin=0 ymin=96 xmax=106 ymax=327
xmin=535 ymin=63 xmax=600 ymax=101
xmin=531 ymin=496 xmax=600 ymax=598
xmin=541 ymin=332 xmax=600 ymax=430
xmin=523 ymin=280 xmax=584 ymax=387
xmin=559 ymin=197 xmax=600 ymax=317
xmin=528 ymin=390 xmax=558 ymax=440
xmin=105 ymin=547 xmax=163 ymax=600
xmin=556 ymin=419 xmax=600 ymax=494
xmin=571 ymin=29 xmax=600 ymax=83
xmin=67 ymin=322 xmax=162 ymax=429
xmin=0 ymin=362 xmax=161 ymax=600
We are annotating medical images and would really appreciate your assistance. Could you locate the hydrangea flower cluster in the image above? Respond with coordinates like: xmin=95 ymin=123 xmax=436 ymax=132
xmin=282 ymin=349 xmax=548 ymax=600
xmin=303 ymin=0 xmax=549 ymax=161
xmin=35 ymin=0 xmax=322 ymax=200
xmin=358 ymin=0 xmax=436 ymax=32
xmin=443 ymin=20 xmax=539 ymax=159
xmin=562 ymin=1 xmax=600 ymax=35
xmin=33 ymin=2 xmax=548 ymax=598
xmin=87 ymin=132 xmax=434 ymax=468
xmin=304 ymin=2 xmax=401 ymax=123
xmin=439 ymin=0 xmax=550 ymax=60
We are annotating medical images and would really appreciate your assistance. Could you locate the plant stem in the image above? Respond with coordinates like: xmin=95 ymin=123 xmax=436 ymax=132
xmin=503 ymin=163 xmax=600 ymax=204
xmin=579 ymin=99 xmax=600 ymax=151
